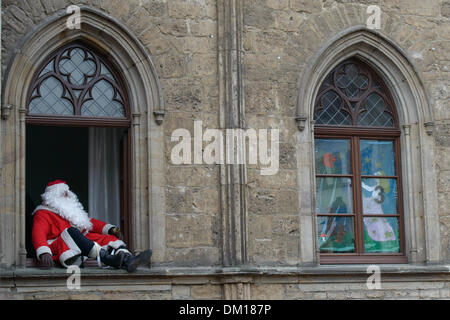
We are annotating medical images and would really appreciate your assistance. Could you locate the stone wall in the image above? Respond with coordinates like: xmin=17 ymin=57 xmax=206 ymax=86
xmin=1 ymin=0 xmax=449 ymax=299
xmin=241 ymin=0 xmax=450 ymax=265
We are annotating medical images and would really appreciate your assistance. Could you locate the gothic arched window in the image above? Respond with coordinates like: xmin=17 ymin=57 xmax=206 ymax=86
xmin=313 ymin=59 xmax=406 ymax=264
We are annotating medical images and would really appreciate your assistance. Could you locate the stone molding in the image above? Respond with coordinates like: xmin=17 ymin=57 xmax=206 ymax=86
xmin=1 ymin=265 xmax=448 ymax=300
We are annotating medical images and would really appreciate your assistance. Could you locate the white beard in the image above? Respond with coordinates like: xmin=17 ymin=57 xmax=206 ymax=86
xmin=41 ymin=184 xmax=93 ymax=231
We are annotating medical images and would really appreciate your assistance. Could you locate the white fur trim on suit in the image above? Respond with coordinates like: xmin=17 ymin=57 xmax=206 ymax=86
xmin=102 ymin=224 xmax=115 ymax=235
xmin=32 ymin=205 xmax=54 ymax=215
xmin=61 ymin=228 xmax=81 ymax=252
xmin=36 ymin=246 xmax=52 ymax=260
xmin=115 ymin=248 xmax=131 ymax=256
xmin=59 ymin=228 xmax=82 ymax=267
xmin=88 ymin=242 xmax=102 ymax=259
xmin=59 ymin=250 xmax=83 ymax=267
xmin=102 ymin=239 xmax=126 ymax=251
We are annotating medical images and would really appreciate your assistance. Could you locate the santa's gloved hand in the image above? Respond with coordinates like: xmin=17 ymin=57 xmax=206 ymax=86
xmin=108 ymin=227 xmax=122 ymax=239
xmin=39 ymin=253 xmax=54 ymax=268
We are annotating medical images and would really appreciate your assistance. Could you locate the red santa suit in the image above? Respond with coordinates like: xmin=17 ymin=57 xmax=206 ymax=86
xmin=31 ymin=180 xmax=126 ymax=267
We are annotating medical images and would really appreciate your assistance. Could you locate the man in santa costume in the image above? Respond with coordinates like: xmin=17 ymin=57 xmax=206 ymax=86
xmin=32 ymin=180 xmax=152 ymax=272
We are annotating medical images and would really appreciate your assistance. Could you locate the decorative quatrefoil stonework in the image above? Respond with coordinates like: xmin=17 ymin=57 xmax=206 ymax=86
xmin=27 ymin=43 xmax=127 ymax=119
xmin=314 ymin=60 xmax=396 ymax=127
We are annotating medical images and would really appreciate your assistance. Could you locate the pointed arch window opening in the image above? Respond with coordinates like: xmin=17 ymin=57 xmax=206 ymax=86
xmin=27 ymin=42 xmax=130 ymax=125
xmin=313 ymin=58 xmax=406 ymax=264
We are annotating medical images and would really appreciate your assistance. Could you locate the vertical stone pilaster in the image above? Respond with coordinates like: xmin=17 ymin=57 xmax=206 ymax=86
xmin=131 ymin=112 xmax=142 ymax=253
xmin=217 ymin=0 xmax=248 ymax=267
xmin=18 ymin=107 xmax=27 ymax=266
xmin=223 ymin=282 xmax=251 ymax=300
xmin=402 ymin=124 xmax=418 ymax=263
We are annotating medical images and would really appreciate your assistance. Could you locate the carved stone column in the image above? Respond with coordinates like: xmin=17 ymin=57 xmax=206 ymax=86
xmin=223 ymin=282 xmax=251 ymax=300
xmin=217 ymin=0 xmax=248 ymax=267
xmin=18 ymin=107 xmax=27 ymax=266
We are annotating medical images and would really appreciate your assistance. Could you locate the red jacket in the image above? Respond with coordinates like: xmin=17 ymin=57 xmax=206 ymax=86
xmin=32 ymin=208 xmax=114 ymax=259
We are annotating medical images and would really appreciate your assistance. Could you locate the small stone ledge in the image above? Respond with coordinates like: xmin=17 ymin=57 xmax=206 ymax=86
xmin=2 ymin=264 xmax=449 ymax=280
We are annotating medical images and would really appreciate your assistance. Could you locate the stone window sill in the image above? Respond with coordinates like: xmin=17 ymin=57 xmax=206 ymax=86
xmin=2 ymin=264 xmax=449 ymax=279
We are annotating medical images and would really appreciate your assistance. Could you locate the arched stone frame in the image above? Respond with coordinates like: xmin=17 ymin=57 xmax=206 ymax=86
xmin=0 ymin=7 xmax=165 ymax=267
xmin=295 ymin=27 xmax=440 ymax=266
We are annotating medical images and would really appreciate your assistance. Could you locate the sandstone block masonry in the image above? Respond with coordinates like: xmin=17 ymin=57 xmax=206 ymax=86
xmin=0 ymin=0 xmax=449 ymax=299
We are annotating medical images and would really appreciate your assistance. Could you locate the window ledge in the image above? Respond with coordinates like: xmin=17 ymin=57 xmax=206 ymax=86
xmin=2 ymin=264 xmax=449 ymax=279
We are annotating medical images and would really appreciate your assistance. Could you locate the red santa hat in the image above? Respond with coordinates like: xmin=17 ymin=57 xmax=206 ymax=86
xmin=44 ymin=179 xmax=69 ymax=194
xmin=47 ymin=179 xmax=67 ymax=187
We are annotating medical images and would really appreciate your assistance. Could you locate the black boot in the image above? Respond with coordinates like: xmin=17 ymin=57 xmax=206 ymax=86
xmin=120 ymin=249 xmax=152 ymax=273
xmin=99 ymin=248 xmax=124 ymax=269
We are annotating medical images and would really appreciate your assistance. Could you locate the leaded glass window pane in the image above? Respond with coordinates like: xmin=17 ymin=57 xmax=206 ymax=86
xmin=313 ymin=59 xmax=397 ymax=128
xmin=28 ymin=77 xmax=74 ymax=115
xmin=336 ymin=63 xmax=368 ymax=98
xmin=358 ymin=93 xmax=394 ymax=127
xmin=81 ymin=80 xmax=125 ymax=117
xmin=314 ymin=91 xmax=351 ymax=125
xmin=59 ymin=48 xmax=97 ymax=86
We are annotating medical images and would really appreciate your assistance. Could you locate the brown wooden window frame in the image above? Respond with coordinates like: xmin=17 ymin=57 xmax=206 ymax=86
xmin=25 ymin=41 xmax=133 ymax=266
xmin=314 ymin=59 xmax=407 ymax=264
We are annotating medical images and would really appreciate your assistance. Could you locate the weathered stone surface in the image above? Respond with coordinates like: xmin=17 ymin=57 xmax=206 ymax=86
xmin=154 ymin=52 xmax=188 ymax=79
xmin=290 ymin=0 xmax=322 ymax=14
xmin=273 ymin=10 xmax=305 ymax=32
xmin=1 ymin=0 xmax=450 ymax=300
xmin=191 ymin=284 xmax=222 ymax=299
xmin=251 ymin=284 xmax=284 ymax=299
xmin=243 ymin=0 xmax=276 ymax=29
xmin=443 ymin=1 xmax=450 ymax=18
xmin=266 ymin=0 xmax=289 ymax=10
xmin=141 ymin=0 xmax=168 ymax=17
xmin=172 ymin=285 xmax=191 ymax=299
xmin=166 ymin=214 xmax=215 ymax=248
xmin=382 ymin=0 xmax=441 ymax=17
xmin=167 ymin=0 xmax=216 ymax=19
xmin=165 ymin=186 xmax=219 ymax=215
xmin=165 ymin=247 xmax=221 ymax=266
xmin=438 ymin=171 xmax=450 ymax=194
